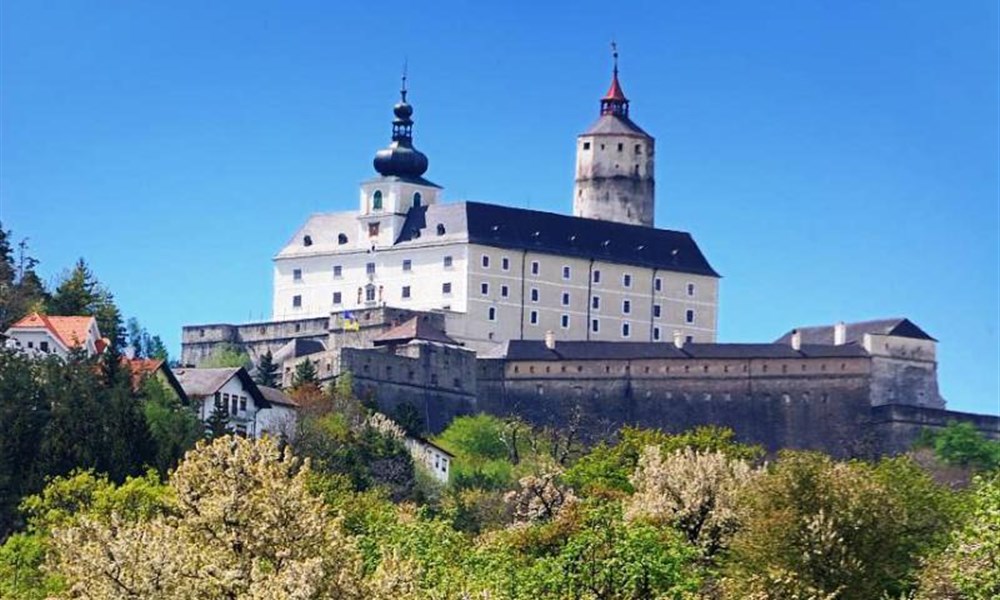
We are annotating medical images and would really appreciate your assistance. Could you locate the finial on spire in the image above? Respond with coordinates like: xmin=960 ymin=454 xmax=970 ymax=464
xmin=611 ymin=40 xmax=618 ymax=77
xmin=400 ymin=59 xmax=408 ymax=102
xmin=600 ymin=42 xmax=629 ymax=117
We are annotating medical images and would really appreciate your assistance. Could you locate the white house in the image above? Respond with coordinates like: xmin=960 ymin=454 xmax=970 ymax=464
xmin=257 ymin=385 xmax=299 ymax=440
xmin=405 ymin=436 xmax=454 ymax=484
xmin=173 ymin=367 xmax=280 ymax=438
xmin=3 ymin=312 xmax=105 ymax=358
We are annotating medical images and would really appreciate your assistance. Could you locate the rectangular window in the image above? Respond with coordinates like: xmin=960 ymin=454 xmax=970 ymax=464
xmin=368 ymin=222 xmax=380 ymax=237
xmin=562 ymin=265 xmax=571 ymax=279
xmin=653 ymin=304 xmax=662 ymax=318
xmin=442 ymin=282 xmax=452 ymax=295
xmin=40 ymin=341 xmax=49 ymax=353
xmin=529 ymin=310 xmax=538 ymax=325
xmin=617 ymin=142 xmax=624 ymax=152
xmin=501 ymin=256 xmax=510 ymax=271
xmin=560 ymin=314 xmax=570 ymax=328
xmin=622 ymin=322 xmax=631 ymax=338
xmin=561 ymin=292 xmax=570 ymax=306
xmin=332 ymin=292 xmax=342 ymax=305
xmin=293 ymin=268 xmax=302 ymax=281
xmin=622 ymin=299 xmax=631 ymax=314
xmin=593 ymin=270 xmax=601 ymax=283
xmin=239 ymin=397 xmax=247 ymax=412
xmin=481 ymin=282 xmax=489 ymax=295
xmin=231 ymin=396 xmax=238 ymax=415
xmin=686 ymin=309 xmax=695 ymax=324
xmin=531 ymin=261 xmax=540 ymax=275
xmin=365 ymin=286 xmax=376 ymax=301
xmin=653 ymin=327 xmax=661 ymax=341
xmin=292 ymin=295 xmax=302 ymax=308
xmin=592 ymin=296 xmax=600 ymax=310
xmin=333 ymin=265 xmax=342 ymax=278
xmin=488 ymin=306 xmax=497 ymax=321
xmin=481 ymin=255 xmax=490 ymax=268
xmin=402 ymin=286 xmax=411 ymax=299
xmin=500 ymin=285 xmax=509 ymax=298
xmin=686 ymin=335 xmax=694 ymax=344
xmin=443 ymin=256 xmax=453 ymax=268
xmin=402 ymin=259 xmax=412 ymax=272
xmin=687 ymin=283 xmax=695 ymax=296
xmin=583 ymin=141 xmax=591 ymax=150
xmin=635 ymin=144 xmax=642 ymax=154
xmin=366 ymin=262 xmax=376 ymax=275
xmin=654 ymin=277 xmax=662 ymax=292
xmin=530 ymin=288 xmax=539 ymax=302
xmin=591 ymin=318 xmax=600 ymax=333
xmin=623 ymin=273 xmax=632 ymax=288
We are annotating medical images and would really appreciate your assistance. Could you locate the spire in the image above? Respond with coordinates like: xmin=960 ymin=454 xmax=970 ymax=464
xmin=373 ymin=67 xmax=429 ymax=179
xmin=600 ymin=41 xmax=630 ymax=117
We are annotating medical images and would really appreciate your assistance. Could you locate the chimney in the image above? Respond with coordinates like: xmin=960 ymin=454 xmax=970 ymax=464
xmin=673 ymin=330 xmax=684 ymax=349
xmin=790 ymin=329 xmax=801 ymax=351
xmin=833 ymin=321 xmax=847 ymax=346
xmin=544 ymin=330 xmax=556 ymax=351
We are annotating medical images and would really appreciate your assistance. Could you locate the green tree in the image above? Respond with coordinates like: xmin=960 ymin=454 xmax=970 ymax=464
xmin=918 ymin=421 xmax=1000 ymax=471
xmin=293 ymin=358 xmax=319 ymax=388
xmin=254 ymin=349 xmax=280 ymax=388
xmin=201 ymin=343 xmax=250 ymax=369
xmin=205 ymin=403 xmax=232 ymax=439
xmin=146 ymin=335 xmax=168 ymax=361
xmin=0 ymin=349 xmax=48 ymax=537
xmin=0 ymin=227 xmax=48 ymax=331
xmin=434 ymin=414 xmax=515 ymax=490
xmin=393 ymin=402 xmax=424 ymax=437
xmin=46 ymin=259 xmax=124 ymax=350
xmin=142 ymin=377 xmax=202 ymax=476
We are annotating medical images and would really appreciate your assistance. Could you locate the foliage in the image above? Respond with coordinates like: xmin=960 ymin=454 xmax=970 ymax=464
xmin=204 ymin=403 xmax=232 ymax=439
xmin=393 ymin=401 xmax=424 ymax=436
xmin=142 ymin=376 xmax=202 ymax=476
xmin=292 ymin=358 xmax=319 ymax=388
xmin=201 ymin=343 xmax=251 ymax=369
xmin=254 ymin=349 xmax=280 ymax=388
xmin=47 ymin=258 xmax=124 ymax=350
xmin=916 ymin=421 xmax=1000 ymax=471
xmin=434 ymin=414 xmax=524 ymax=490
xmin=0 ymin=532 xmax=60 ymax=600
xmin=504 ymin=472 xmax=577 ymax=524
xmin=125 ymin=317 xmax=169 ymax=361
xmin=0 ymin=225 xmax=49 ymax=331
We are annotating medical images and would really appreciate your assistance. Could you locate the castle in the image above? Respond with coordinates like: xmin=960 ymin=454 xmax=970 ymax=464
xmin=183 ymin=54 xmax=998 ymax=455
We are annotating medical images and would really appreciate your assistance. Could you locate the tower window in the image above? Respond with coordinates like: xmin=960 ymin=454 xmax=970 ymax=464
xmin=368 ymin=222 xmax=380 ymax=237
xmin=303 ymin=235 xmax=312 ymax=246
xmin=600 ymin=144 xmax=605 ymax=150
xmin=365 ymin=285 xmax=376 ymax=301
xmin=333 ymin=265 xmax=342 ymax=278
xmin=338 ymin=233 xmax=348 ymax=245
xmin=412 ymin=191 xmax=422 ymax=207
xmin=561 ymin=314 xmax=570 ymax=329
xmin=654 ymin=277 xmax=662 ymax=292
xmin=561 ymin=292 xmax=570 ymax=306
xmin=687 ymin=283 xmax=695 ymax=296
xmin=583 ymin=141 xmax=591 ymax=150
xmin=402 ymin=259 xmax=412 ymax=272
xmin=593 ymin=270 xmax=601 ymax=283
xmin=686 ymin=309 xmax=695 ymax=324
xmin=488 ymin=307 xmax=497 ymax=321
xmin=653 ymin=304 xmax=661 ymax=318
xmin=482 ymin=255 xmax=490 ymax=268
xmin=443 ymin=256 xmax=453 ymax=268
xmin=653 ymin=327 xmax=661 ymax=341
xmin=501 ymin=285 xmax=509 ymax=298
xmin=622 ymin=300 xmax=631 ymax=314
xmin=623 ymin=273 xmax=632 ymax=288
xmin=292 ymin=269 xmax=302 ymax=282
xmin=531 ymin=261 xmax=540 ymax=275
xmin=436 ymin=224 xmax=446 ymax=236
xmin=372 ymin=190 xmax=383 ymax=210
xmin=591 ymin=319 xmax=600 ymax=333
xmin=402 ymin=286 xmax=411 ymax=299
xmin=635 ymin=144 xmax=642 ymax=154
xmin=481 ymin=282 xmax=489 ymax=295
xmin=366 ymin=262 xmax=376 ymax=275
xmin=292 ymin=295 xmax=302 ymax=308
xmin=530 ymin=310 xmax=538 ymax=325
xmin=562 ymin=265 xmax=571 ymax=279
xmin=617 ymin=143 xmax=623 ymax=152
xmin=530 ymin=288 xmax=539 ymax=302
xmin=592 ymin=296 xmax=600 ymax=310
xmin=333 ymin=292 xmax=342 ymax=304
xmin=501 ymin=256 xmax=510 ymax=271
xmin=622 ymin=322 xmax=631 ymax=338
xmin=442 ymin=282 xmax=452 ymax=295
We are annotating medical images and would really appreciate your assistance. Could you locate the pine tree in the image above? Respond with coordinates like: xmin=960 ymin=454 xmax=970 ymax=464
xmin=147 ymin=336 xmax=169 ymax=361
xmin=205 ymin=403 xmax=232 ymax=439
xmin=48 ymin=259 xmax=99 ymax=316
xmin=255 ymin=350 xmax=280 ymax=388
xmin=292 ymin=359 xmax=318 ymax=388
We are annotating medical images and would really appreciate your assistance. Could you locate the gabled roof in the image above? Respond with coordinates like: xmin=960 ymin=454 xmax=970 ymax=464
xmin=774 ymin=318 xmax=936 ymax=346
xmin=259 ymin=385 xmax=297 ymax=407
xmin=500 ymin=340 xmax=870 ymax=361
xmin=394 ymin=202 xmax=718 ymax=277
xmin=125 ymin=358 xmax=189 ymax=404
xmin=7 ymin=312 xmax=100 ymax=350
xmin=172 ymin=367 xmax=271 ymax=408
xmin=373 ymin=316 xmax=459 ymax=346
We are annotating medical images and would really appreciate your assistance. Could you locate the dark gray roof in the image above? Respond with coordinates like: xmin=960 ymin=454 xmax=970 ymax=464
xmin=583 ymin=114 xmax=651 ymax=137
xmin=373 ymin=316 xmax=459 ymax=346
xmin=173 ymin=367 xmax=271 ymax=408
xmin=259 ymin=386 xmax=297 ymax=407
xmin=775 ymin=318 xmax=936 ymax=345
xmin=395 ymin=202 xmax=719 ymax=277
xmin=360 ymin=174 xmax=442 ymax=189
xmin=501 ymin=340 xmax=869 ymax=361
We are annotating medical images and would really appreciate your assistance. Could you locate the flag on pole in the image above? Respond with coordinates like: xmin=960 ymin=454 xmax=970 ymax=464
xmin=342 ymin=311 xmax=360 ymax=331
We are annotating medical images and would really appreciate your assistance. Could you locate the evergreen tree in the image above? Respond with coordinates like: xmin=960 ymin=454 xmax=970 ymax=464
xmin=47 ymin=259 xmax=98 ymax=316
xmin=255 ymin=350 xmax=280 ymax=388
xmin=292 ymin=359 xmax=318 ymax=388
xmin=147 ymin=335 xmax=169 ymax=361
xmin=205 ymin=403 xmax=232 ymax=439
xmin=126 ymin=317 xmax=148 ymax=358
xmin=103 ymin=380 xmax=155 ymax=483
xmin=0 ymin=228 xmax=48 ymax=331
xmin=142 ymin=377 xmax=201 ymax=476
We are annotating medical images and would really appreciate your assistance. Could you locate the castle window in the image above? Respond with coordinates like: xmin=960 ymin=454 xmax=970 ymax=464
xmin=583 ymin=141 xmax=591 ymax=150
xmin=654 ymin=277 xmax=662 ymax=292
xmin=292 ymin=295 xmax=302 ymax=308
xmin=622 ymin=322 xmax=631 ymax=338
xmin=303 ymin=235 xmax=312 ymax=246
xmin=436 ymin=224 xmax=446 ymax=235
xmin=482 ymin=255 xmax=490 ymax=268
xmin=402 ymin=259 xmax=412 ymax=272
xmin=687 ymin=283 xmax=695 ymax=296
xmin=402 ymin=286 xmax=411 ymax=299
xmin=634 ymin=144 xmax=642 ymax=154
xmin=501 ymin=256 xmax=510 ymax=271
xmin=562 ymin=265 xmax=571 ymax=279
xmin=443 ymin=255 xmax=453 ymax=268
xmin=686 ymin=309 xmax=695 ymax=323
xmin=622 ymin=299 xmax=631 ymax=314
xmin=481 ymin=282 xmax=489 ymax=295
xmin=782 ymin=364 xmax=788 ymax=373
xmin=623 ymin=273 xmax=632 ymax=288
xmin=372 ymin=190 xmax=383 ymax=210
xmin=442 ymin=282 xmax=452 ymax=295
xmin=592 ymin=318 xmax=600 ymax=333
xmin=501 ymin=284 xmax=509 ymax=298
xmin=332 ymin=292 xmax=342 ymax=305
xmin=368 ymin=222 xmax=380 ymax=237
xmin=531 ymin=261 xmax=540 ymax=275
xmin=338 ymin=233 xmax=348 ymax=245
xmin=365 ymin=285 xmax=376 ymax=301
xmin=293 ymin=269 xmax=302 ymax=281
xmin=333 ymin=265 xmax=342 ymax=278
xmin=653 ymin=304 xmax=661 ymax=318
xmin=617 ymin=143 xmax=623 ymax=152
xmin=561 ymin=292 xmax=570 ymax=306
xmin=561 ymin=314 xmax=569 ymax=328
xmin=593 ymin=269 xmax=601 ymax=283
xmin=653 ymin=327 xmax=660 ymax=341
xmin=488 ymin=307 xmax=497 ymax=321
xmin=703 ymin=365 xmax=709 ymax=373
xmin=366 ymin=262 xmax=376 ymax=275
xmin=530 ymin=288 xmax=539 ymax=302
xmin=592 ymin=296 xmax=600 ymax=310
xmin=529 ymin=310 xmax=538 ymax=325
xmin=600 ymin=143 xmax=605 ymax=150
xmin=686 ymin=335 xmax=693 ymax=343
xmin=412 ymin=191 xmax=422 ymax=207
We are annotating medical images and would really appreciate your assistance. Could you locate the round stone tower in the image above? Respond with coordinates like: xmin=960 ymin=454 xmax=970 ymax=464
xmin=573 ymin=48 xmax=655 ymax=227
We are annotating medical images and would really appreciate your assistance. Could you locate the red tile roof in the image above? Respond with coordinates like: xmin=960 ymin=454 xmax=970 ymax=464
xmin=124 ymin=358 xmax=165 ymax=390
xmin=10 ymin=312 xmax=98 ymax=350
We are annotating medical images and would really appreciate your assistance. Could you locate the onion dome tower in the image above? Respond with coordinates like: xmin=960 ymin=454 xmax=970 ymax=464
xmin=359 ymin=70 xmax=441 ymax=248
xmin=573 ymin=44 xmax=656 ymax=228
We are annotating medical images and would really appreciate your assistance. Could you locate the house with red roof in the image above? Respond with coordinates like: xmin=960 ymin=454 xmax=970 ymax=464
xmin=3 ymin=312 xmax=106 ymax=358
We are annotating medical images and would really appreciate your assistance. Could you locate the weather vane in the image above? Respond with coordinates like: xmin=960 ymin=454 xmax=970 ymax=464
xmin=611 ymin=40 xmax=619 ymax=75
xmin=400 ymin=59 xmax=408 ymax=102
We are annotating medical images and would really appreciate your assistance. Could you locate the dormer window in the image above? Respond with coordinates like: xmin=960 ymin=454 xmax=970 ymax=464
xmin=412 ymin=191 xmax=422 ymax=207
xmin=338 ymin=233 xmax=348 ymax=245
xmin=372 ymin=190 xmax=383 ymax=211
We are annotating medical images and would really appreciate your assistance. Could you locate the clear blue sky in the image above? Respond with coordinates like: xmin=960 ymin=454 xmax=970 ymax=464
xmin=2 ymin=1 xmax=997 ymax=416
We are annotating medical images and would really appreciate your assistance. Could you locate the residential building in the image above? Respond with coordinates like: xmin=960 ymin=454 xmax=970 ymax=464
xmin=3 ymin=312 xmax=105 ymax=358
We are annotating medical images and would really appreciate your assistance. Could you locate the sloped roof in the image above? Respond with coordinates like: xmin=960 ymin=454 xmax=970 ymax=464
xmin=501 ymin=340 xmax=869 ymax=361
xmin=373 ymin=316 xmax=458 ymax=346
xmin=125 ymin=358 xmax=189 ymax=403
xmin=774 ymin=318 xmax=936 ymax=346
xmin=272 ymin=338 xmax=326 ymax=365
xmin=583 ymin=114 xmax=649 ymax=136
xmin=259 ymin=385 xmax=297 ymax=407
xmin=8 ymin=312 xmax=99 ymax=349
xmin=173 ymin=367 xmax=271 ymax=408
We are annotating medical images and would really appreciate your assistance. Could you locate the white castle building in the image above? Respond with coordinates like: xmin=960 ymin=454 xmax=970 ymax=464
xmin=272 ymin=57 xmax=719 ymax=352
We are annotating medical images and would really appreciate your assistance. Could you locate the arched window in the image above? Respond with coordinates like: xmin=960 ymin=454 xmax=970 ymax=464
xmin=372 ymin=190 xmax=383 ymax=211
xmin=337 ymin=233 xmax=348 ymax=245
xmin=412 ymin=191 xmax=422 ymax=207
